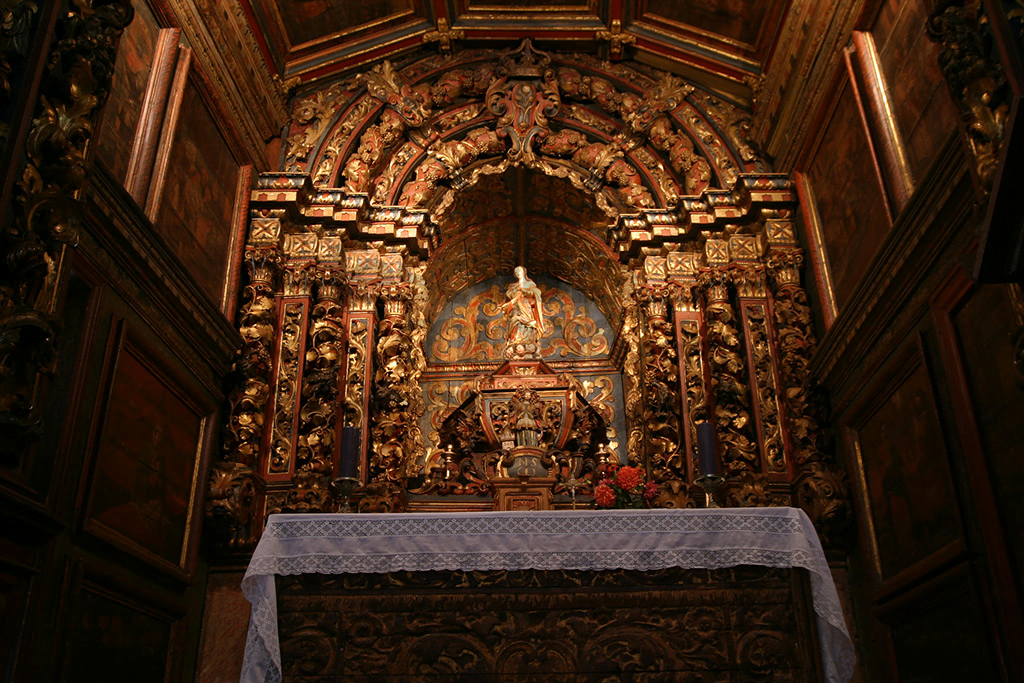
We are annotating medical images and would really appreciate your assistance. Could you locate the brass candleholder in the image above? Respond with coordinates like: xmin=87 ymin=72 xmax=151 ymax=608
xmin=330 ymin=476 xmax=361 ymax=513
xmin=695 ymin=474 xmax=724 ymax=509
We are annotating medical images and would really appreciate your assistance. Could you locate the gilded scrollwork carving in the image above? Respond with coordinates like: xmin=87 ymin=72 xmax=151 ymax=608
xmin=0 ymin=0 xmax=131 ymax=456
xmin=370 ymin=283 xmax=419 ymax=484
xmin=768 ymin=250 xmax=852 ymax=546
xmin=209 ymin=246 xmax=279 ymax=550
xmin=699 ymin=270 xmax=759 ymax=476
xmin=620 ymin=276 xmax=644 ymax=465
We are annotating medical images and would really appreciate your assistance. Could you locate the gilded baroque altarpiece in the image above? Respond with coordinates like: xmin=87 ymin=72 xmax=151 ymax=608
xmin=205 ymin=41 xmax=851 ymax=553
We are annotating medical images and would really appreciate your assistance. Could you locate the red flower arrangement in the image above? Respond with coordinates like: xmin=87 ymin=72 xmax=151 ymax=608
xmin=592 ymin=465 xmax=659 ymax=509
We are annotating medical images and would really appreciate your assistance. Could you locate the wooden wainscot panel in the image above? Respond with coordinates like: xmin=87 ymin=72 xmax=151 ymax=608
xmin=930 ymin=268 xmax=1024 ymax=675
xmin=78 ymin=318 xmax=216 ymax=581
xmin=842 ymin=336 xmax=964 ymax=592
xmin=801 ymin=70 xmax=893 ymax=313
xmin=873 ymin=561 xmax=1001 ymax=683
xmin=53 ymin=556 xmax=187 ymax=683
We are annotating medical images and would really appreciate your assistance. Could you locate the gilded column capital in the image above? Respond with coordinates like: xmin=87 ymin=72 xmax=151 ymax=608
xmin=733 ymin=265 xmax=768 ymax=299
xmin=636 ymin=283 xmax=672 ymax=321
xmin=379 ymin=282 xmax=413 ymax=321
xmin=347 ymin=279 xmax=381 ymax=312
xmin=766 ymin=250 xmax=805 ymax=291
xmin=282 ymin=264 xmax=314 ymax=297
xmin=244 ymin=246 xmax=281 ymax=288
xmin=313 ymin=267 xmax=346 ymax=303
xmin=697 ymin=269 xmax=731 ymax=304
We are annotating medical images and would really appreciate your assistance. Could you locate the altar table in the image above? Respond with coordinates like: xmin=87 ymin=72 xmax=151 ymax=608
xmin=241 ymin=507 xmax=855 ymax=683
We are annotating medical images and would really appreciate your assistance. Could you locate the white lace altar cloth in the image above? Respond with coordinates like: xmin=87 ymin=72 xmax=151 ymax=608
xmin=241 ymin=507 xmax=855 ymax=683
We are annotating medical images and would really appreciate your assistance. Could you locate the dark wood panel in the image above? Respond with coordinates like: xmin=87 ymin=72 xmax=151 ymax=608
xmin=154 ymin=74 xmax=240 ymax=306
xmin=80 ymin=318 xmax=214 ymax=580
xmin=951 ymin=283 xmax=1024 ymax=604
xmin=879 ymin=566 xmax=999 ymax=683
xmin=870 ymin=0 xmax=958 ymax=182
xmin=805 ymin=75 xmax=892 ymax=312
xmin=94 ymin=0 xmax=160 ymax=185
xmin=846 ymin=341 xmax=962 ymax=584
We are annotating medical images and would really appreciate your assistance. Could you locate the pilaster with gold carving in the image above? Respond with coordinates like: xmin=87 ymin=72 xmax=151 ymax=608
xmin=263 ymin=259 xmax=314 ymax=497
xmin=768 ymin=248 xmax=851 ymax=547
xmin=343 ymin=278 xmax=379 ymax=484
xmin=668 ymin=252 xmax=712 ymax=482
xmin=735 ymin=264 xmax=788 ymax=477
xmin=637 ymin=282 xmax=685 ymax=481
xmin=698 ymin=259 xmax=759 ymax=478
xmin=207 ymin=243 xmax=279 ymax=552
xmin=619 ymin=273 xmax=645 ymax=466
xmin=0 ymin=0 xmax=133 ymax=456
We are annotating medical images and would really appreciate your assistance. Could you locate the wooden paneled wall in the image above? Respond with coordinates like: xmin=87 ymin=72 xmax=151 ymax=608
xmin=0 ymin=0 xmax=268 ymax=679
xmin=794 ymin=0 xmax=1024 ymax=681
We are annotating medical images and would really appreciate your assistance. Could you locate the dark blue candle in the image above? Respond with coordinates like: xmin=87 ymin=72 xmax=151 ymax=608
xmin=340 ymin=426 xmax=361 ymax=479
xmin=696 ymin=422 xmax=720 ymax=476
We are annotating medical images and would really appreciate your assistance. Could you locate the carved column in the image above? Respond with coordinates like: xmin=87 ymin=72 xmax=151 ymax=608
xmin=0 ymin=0 xmax=133 ymax=455
xmin=637 ymin=282 xmax=684 ymax=481
xmin=207 ymin=244 xmax=278 ymax=552
xmin=285 ymin=266 xmax=347 ymax=513
xmin=370 ymin=282 xmax=414 ymax=486
xmin=698 ymin=257 xmax=759 ymax=479
xmin=768 ymin=249 xmax=851 ymax=546
xmin=343 ymin=279 xmax=379 ymax=483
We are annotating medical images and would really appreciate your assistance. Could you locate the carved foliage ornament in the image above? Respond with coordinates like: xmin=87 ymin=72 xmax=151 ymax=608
xmin=0 ymin=0 xmax=132 ymax=457
xmin=927 ymin=0 xmax=1009 ymax=191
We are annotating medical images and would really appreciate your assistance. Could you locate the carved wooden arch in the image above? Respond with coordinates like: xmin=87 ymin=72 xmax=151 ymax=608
xmin=383 ymin=119 xmax=671 ymax=221
xmin=299 ymin=43 xmax=763 ymax=239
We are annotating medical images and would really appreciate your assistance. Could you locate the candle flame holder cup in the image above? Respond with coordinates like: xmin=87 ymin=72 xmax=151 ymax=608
xmin=695 ymin=474 xmax=725 ymax=509
xmin=329 ymin=476 xmax=361 ymax=513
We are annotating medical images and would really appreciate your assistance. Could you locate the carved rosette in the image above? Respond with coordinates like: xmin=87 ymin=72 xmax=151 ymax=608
xmin=0 ymin=0 xmax=132 ymax=456
xmin=698 ymin=270 xmax=759 ymax=477
xmin=637 ymin=284 xmax=684 ymax=482
xmin=768 ymin=250 xmax=852 ymax=547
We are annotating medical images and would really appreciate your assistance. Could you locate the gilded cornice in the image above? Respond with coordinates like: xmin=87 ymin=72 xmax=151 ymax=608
xmin=158 ymin=0 xmax=288 ymax=167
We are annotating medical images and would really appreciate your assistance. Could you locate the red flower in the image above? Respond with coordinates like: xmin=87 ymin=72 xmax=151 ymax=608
xmin=594 ymin=483 xmax=616 ymax=507
xmin=643 ymin=480 xmax=659 ymax=502
xmin=616 ymin=466 xmax=642 ymax=490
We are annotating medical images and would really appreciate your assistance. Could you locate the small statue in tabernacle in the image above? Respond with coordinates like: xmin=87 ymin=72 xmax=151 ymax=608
xmin=501 ymin=266 xmax=545 ymax=359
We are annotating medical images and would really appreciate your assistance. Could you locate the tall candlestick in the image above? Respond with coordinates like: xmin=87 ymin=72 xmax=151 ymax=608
xmin=696 ymin=422 xmax=720 ymax=476
xmin=340 ymin=425 xmax=361 ymax=479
